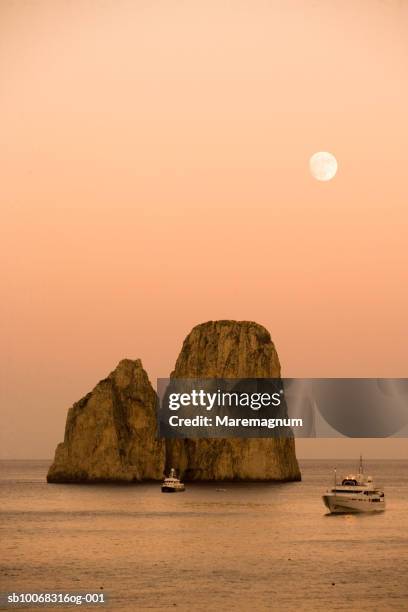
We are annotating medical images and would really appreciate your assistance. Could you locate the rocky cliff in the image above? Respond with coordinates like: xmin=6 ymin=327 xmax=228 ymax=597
xmin=47 ymin=359 xmax=164 ymax=482
xmin=48 ymin=321 xmax=300 ymax=483
xmin=165 ymin=320 xmax=301 ymax=481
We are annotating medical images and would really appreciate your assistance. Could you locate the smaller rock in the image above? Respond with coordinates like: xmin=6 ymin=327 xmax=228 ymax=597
xmin=47 ymin=359 xmax=165 ymax=482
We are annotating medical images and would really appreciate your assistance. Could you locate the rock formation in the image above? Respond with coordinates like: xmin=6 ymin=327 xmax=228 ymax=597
xmin=47 ymin=359 xmax=164 ymax=482
xmin=165 ymin=320 xmax=301 ymax=481
xmin=48 ymin=321 xmax=301 ymax=483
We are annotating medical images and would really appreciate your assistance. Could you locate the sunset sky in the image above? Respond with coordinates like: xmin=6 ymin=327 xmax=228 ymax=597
xmin=1 ymin=0 xmax=407 ymax=459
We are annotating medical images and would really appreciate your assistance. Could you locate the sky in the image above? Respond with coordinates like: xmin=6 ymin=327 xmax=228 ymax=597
xmin=1 ymin=0 xmax=407 ymax=459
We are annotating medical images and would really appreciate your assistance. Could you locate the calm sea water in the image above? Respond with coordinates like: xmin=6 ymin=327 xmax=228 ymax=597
xmin=1 ymin=459 xmax=407 ymax=611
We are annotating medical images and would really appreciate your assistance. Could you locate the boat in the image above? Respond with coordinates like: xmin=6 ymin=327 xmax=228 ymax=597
xmin=322 ymin=456 xmax=385 ymax=514
xmin=161 ymin=468 xmax=185 ymax=493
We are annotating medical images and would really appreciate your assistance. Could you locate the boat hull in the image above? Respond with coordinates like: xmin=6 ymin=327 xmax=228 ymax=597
xmin=161 ymin=485 xmax=185 ymax=493
xmin=323 ymin=494 xmax=386 ymax=514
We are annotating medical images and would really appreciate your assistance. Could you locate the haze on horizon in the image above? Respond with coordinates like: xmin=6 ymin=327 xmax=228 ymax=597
xmin=1 ymin=0 xmax=407 ymax=459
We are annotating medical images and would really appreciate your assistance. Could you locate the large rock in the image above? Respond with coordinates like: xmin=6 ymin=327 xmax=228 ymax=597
xmin=165 ymin=321 xmax=301 ymax=481
xmin=47 ymin=359 xmax=164 ymax=482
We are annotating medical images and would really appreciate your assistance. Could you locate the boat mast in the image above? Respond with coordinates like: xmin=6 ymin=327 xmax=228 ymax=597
xmin=359 ymin=454 xmax=363 ymax=475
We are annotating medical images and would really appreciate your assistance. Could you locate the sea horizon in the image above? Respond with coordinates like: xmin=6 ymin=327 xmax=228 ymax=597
xmin=2 ymin=458 xmax=407 ymax=610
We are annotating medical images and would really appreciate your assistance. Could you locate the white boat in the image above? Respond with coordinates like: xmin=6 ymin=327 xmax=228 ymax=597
xmin=161 ymin=468 xmax=185 ymax=493
xmin=322 ymin=456 xmax=385 ymax=514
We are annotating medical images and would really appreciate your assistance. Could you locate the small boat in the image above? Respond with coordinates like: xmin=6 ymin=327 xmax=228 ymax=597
xmin=161 ymin=468 xmax=185 ymax=493
xmin=322 ymin=456 xmax=385 ymax=514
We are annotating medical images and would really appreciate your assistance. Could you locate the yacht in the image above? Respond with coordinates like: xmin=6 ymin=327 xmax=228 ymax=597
xmin=322 ymin=456 xmax=385 ymax=514
xmin=161 ymin=468 xmax=185 ymax=493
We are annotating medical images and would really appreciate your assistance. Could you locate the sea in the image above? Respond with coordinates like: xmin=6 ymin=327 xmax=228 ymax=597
xmin=1 ymin=459 xmax=407 ymax=611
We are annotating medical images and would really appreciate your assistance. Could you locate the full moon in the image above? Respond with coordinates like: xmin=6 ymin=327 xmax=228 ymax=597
xmin=309 ymin=151 xmax=338 ymax=182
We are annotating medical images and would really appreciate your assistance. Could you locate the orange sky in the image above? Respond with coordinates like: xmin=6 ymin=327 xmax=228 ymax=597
xmin=1 ymin=0 xmax=407 ymax=459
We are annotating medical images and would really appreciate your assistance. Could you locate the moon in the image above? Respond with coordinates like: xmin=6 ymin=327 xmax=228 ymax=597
xmin=309 ymin=151 xmax=338 ymax=181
